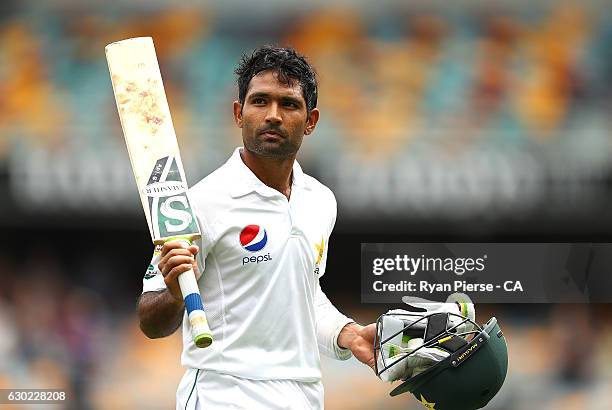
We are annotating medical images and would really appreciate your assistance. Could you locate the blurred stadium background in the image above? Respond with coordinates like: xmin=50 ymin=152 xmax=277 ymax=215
xmin=1 ymin=0 xmax=612 ymax=408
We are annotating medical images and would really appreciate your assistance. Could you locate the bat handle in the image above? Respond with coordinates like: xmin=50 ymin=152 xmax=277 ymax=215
xmin=176 ymin=240 xmax=213 ymax=348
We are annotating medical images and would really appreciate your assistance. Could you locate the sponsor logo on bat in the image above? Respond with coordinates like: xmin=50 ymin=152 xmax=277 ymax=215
xmin=143 ymin=181 xmax=187 ymax=197
xmin=147 ymin=156 xmax=199 ymax=238
xmin=144 ymin=264 xmax=157 ymax=279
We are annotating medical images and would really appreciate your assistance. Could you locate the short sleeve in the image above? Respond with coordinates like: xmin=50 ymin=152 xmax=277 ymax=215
xmin=316 ymin=190 xmax=337 ymax=278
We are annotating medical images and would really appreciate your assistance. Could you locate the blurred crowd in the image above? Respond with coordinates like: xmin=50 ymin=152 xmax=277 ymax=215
xmin=2 ymin=256 xmax=612 ymax=409
xmin=1 ymin=3 xmax=611 ymax=160
xmin=1 ymin=2 xmax=611 ymax=221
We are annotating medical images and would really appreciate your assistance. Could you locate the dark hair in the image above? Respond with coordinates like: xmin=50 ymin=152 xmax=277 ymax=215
xmin=235 ymin=46 xmax=318 ymax=112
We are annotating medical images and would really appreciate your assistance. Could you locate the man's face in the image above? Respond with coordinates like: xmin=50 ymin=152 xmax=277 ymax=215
xmin=233 ymin=70 xmax=319 ymax=159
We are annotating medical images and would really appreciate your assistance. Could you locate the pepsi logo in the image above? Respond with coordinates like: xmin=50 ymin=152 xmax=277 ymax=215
xmin=239 ymin=225 xmax=268 ymax=252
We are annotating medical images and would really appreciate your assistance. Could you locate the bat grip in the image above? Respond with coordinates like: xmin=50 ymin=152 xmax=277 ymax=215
xmin=175 ymin=240 xmax=213 ymax=348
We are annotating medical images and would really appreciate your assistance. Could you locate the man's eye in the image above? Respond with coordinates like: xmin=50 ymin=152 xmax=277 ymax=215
xmin=252 ymin=98 xmax=266 ymax=104
xmin=284 ymin=101 xmax=298 ymax=108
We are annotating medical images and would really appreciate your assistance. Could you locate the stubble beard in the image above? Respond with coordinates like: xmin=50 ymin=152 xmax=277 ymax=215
xmin=244 ymin=130 xmax=302 ymax=159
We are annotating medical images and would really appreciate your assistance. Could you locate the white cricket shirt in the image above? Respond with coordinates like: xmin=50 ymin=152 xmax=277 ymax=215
xmin=142 ymin=148 xmax=353 ymax=382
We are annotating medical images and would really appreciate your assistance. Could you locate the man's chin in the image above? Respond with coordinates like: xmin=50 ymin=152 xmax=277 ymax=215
xmin=247 ymin=141 xmax=298 ymax=159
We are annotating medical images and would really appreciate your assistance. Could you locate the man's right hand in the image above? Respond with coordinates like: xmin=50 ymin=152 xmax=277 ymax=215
xmin=158 ymin=241 xmax=201 ymax=304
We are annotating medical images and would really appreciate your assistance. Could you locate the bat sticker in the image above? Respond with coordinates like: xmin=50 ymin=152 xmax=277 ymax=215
xmin=145 ymin=156 xmax=198 ymax=238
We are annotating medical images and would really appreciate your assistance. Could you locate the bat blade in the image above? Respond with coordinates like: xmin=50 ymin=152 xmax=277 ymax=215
xmin=106 ymin=37 xmax=212 ymax=348
xmin=105 ymin=37 xmax=198 ymax=243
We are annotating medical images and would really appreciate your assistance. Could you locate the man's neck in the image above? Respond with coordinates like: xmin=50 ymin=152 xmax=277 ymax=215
xmin=240 ymin=148 xmax=294 ymax=199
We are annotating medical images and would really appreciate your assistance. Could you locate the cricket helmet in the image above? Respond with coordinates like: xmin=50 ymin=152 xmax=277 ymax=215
xmin=374 ymin=308 xmax=508 ymax=410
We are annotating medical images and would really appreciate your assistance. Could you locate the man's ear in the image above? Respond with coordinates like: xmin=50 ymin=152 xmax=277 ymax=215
xmin=233 ymin=101 xmax=243 ymax=128
xmin=304 ymin=108 xmax=319 ymax=135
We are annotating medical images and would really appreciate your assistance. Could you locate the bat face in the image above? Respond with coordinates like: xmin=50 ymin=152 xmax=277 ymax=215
xmin=106 ymin=37 xmax=200 ymax=242
xmin=107 ymin=36 xmax=213 ymax=349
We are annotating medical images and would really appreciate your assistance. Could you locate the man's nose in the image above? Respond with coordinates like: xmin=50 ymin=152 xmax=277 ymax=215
xmin=265 ymin=102 xmax=282 ymax=124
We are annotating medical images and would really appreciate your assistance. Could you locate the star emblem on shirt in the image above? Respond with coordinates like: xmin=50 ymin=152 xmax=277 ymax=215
xmin=419 ymin=394 xmax=436 ymax=409
xmin=315 ymin=238 xmax=325 ymax=265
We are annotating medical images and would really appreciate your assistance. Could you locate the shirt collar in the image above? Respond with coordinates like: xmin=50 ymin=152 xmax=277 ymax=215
xmin=228 ymin=147 xmax=309 ymax=198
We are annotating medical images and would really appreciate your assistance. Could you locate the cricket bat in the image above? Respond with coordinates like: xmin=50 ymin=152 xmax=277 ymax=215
xmin=105 ymin=37 xmax=213 ymax=348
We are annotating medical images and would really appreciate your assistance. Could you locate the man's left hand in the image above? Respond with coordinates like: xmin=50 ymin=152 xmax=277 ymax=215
xmin=338 ymin=323 xmax=377 ymax=371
